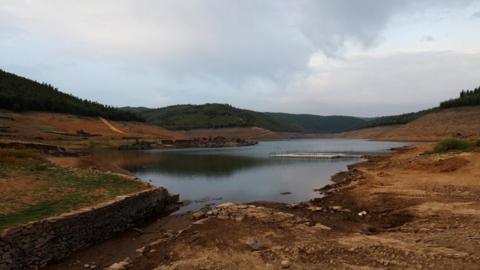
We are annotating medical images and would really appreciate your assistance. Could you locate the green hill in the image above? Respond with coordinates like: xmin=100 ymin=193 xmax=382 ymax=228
xmin=124 ymin=103 xmax=366 ymax=133
xmin=144 ymin=85 xmax=480 ymax=132
xmin=128 ymin=104 xmax=287 ymax=131
xmin=0 ymin=69 xmax=143 ymax=121
xmin=265 ymin=113 xmax=366 ymax=133
xmin=6 ymin=68 xmax=475 ymax=133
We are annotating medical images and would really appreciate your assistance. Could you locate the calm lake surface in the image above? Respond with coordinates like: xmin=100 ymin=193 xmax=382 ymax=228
xmin=95 ymin=139 xmax=406 ymax=212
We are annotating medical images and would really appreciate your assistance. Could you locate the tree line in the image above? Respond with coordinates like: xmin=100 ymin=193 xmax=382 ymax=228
xmin=440 ymin=86 xmax=480 ymax=108
xmin=0 ymin=69 xmax=143 ymax=121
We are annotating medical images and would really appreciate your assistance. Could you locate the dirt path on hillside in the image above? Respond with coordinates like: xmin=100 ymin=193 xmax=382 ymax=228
xmin=47 ymin=144 xmax=480 ymax=270
xmin=99 ymin=117 xmax=127 ymax=135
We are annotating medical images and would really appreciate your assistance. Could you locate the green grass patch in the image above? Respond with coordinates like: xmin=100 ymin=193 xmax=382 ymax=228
xmin=431 ymin=138 xmax=471 ymax=154
xmin=0 ymin=149 xmax=145 ymax=230
xmin=0 ymin=201 xmax=59 ymax=229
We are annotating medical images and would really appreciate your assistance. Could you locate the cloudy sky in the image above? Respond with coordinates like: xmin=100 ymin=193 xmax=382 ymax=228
xmin=1 ymin=0 xmax=480 ymax=116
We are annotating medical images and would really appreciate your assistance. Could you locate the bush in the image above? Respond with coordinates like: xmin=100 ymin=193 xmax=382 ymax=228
xmin=432 ymin=138 xmax=471 ymax=153
xmin=476 ymin=139 xmax=480 ymax=147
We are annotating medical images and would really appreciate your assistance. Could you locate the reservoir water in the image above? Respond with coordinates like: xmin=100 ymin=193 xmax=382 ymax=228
xmin=94 ymin=139 xmax=406 ymax=212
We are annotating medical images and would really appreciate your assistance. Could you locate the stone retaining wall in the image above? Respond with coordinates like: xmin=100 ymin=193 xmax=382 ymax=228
xmin=0 ymin=187 xmax=178 ymax=270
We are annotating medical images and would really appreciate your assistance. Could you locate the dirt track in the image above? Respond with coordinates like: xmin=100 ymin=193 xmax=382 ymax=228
xmin=47 ymin=144 xmax=480 ymax=269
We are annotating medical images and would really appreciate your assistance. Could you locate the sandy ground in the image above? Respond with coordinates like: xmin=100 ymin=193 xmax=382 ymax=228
xmin=46 ymin=144 xmax=480 ymax=269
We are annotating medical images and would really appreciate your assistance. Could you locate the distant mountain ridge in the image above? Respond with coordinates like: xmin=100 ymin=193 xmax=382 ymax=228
xmin=125 ymin=84 xmax=480 ymax=133
xmin=122 ymin=104 xmax=367 ymax=133
xmin=3 ymin=69 xmax=478 ymax=134
xmin=265 ymin=112 xmax=366 ymax=133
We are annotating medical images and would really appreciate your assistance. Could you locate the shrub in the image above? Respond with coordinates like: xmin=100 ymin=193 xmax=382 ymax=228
xmin=432 ymin=138 xmax=470 ymax=153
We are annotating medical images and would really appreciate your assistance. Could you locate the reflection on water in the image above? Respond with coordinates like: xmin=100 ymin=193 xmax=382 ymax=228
xmin=123 ymin=153 xmax=270 ymax=177
xmin=93 ymin=139 xmax=406 ymax=212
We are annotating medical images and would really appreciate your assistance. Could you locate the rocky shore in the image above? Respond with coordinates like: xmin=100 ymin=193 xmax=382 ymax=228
xmin=46 ymin=143 xmax=480 ymax=269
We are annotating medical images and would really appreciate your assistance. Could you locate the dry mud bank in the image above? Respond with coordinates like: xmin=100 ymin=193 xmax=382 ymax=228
xmin=48 ymin=144 xmax=480 ymax=269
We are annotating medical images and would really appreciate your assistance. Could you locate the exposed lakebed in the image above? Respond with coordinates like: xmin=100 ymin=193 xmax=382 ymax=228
xmin=93 ymin=139 xmax=406 ymax=212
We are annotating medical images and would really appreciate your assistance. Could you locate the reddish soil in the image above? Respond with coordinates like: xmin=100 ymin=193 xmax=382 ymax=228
xmin=0 ymin=111 xmax=185 ymax=149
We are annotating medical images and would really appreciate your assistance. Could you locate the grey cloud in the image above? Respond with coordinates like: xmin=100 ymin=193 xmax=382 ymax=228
xmin=298 ymin=0 xmax=475 ymax=56
xmin=422 ymin=35 xmax=435 ymax=42
xmin=298 ymin=0 xmax=406 ymax=56
xmin=2 ymin=0 xmax=472 ymax=79
xmin=273 ymin=51 xmax=480 ymax=116
xmin=0 ymin=0 xmax=478 ymax=113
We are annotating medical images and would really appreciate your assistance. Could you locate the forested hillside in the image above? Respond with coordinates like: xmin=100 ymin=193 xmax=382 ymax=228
xmin=130 ymin=86 xmax=480 ymax=133
xmin=5 ymin=67 xmax=478 ymax=134
xmin=124 ymin=104 xmax=366 ymax=133
xmin=265 ymin=112 xmax=365 ymax=133
xmin=133 ymin=104 xmax=286 ymax=130
xmin=0 ymin=69 xmax=143 ymax=121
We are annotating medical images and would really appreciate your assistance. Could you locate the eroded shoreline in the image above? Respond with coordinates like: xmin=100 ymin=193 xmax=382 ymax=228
xmin=45 ymin=143 xmax=480 ymax=269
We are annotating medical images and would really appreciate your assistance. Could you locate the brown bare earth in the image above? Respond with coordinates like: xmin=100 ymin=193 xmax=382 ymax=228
xmin=47 ymin=144 xmax=480 ymax=269
xmin=3 ymin=108 xmax=480 ymax=269
xmin=339 ymin=106 xmax=480 ymax=141
xmin=0 ymin=111 xmax=269 ymax=151
xmin=0 ymin=111 xmax=185 ymax=150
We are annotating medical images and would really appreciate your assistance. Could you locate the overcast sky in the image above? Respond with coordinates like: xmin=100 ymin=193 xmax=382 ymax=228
xmin=1 ymin=0 xmax=480 ymax=116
